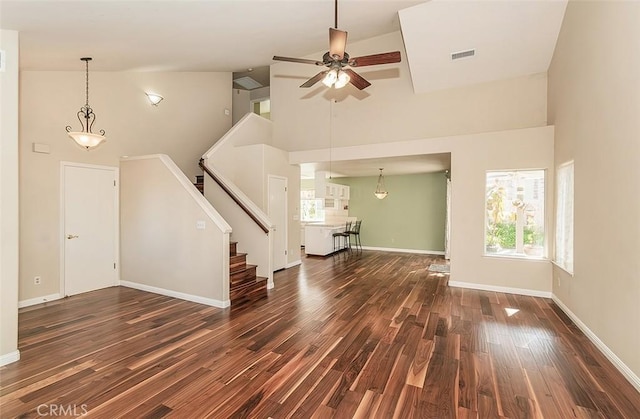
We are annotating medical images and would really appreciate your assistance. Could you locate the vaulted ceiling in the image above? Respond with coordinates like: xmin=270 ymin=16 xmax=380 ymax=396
xmin=2 ymin=1 xmax=566 ymax=94
xmin=1 ymin=0 xmax=567 ymax=177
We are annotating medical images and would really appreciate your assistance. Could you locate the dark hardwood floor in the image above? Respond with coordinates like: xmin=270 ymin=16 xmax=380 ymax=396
xmin=1 ymin=251 xmax=639 ymax=418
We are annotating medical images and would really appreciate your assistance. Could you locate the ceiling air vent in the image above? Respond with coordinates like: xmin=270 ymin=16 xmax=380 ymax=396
xmin=451 ymin=49 xmax=475 ymax=61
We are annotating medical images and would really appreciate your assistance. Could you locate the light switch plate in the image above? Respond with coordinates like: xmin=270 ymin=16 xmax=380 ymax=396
xmin=196 ymin=220 xmax=206 ymax=230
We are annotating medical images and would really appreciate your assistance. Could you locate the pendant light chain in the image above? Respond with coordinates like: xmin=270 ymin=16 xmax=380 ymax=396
xmin=84 ymin=58 xmax=90 ymax=107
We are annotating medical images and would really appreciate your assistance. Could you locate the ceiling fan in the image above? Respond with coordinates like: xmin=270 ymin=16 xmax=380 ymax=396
xmin=272 ymin=0 xmax=401 ymax=90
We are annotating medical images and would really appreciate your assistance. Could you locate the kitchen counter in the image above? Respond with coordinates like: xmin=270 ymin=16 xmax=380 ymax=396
xmin=304 ymin=224 xmax=346 ymax=256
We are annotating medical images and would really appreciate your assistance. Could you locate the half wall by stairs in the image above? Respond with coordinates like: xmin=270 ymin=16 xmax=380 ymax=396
xmin=120 ymin=154 xmax=231 ymax=308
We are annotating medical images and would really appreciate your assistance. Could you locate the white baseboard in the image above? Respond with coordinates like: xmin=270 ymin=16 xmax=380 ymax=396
xmin=360 ymin=246 xmax=445 ymax=255
xmin=18 ymin=293 xmax=62 ymax=308
xmin=448 ymin=281 xmax=552 ymax=298
xmin=285 ymin=260 xmax=302 ymax=269
xmin=120 ymin=281 xmax=230 ymax=308
xmin=552 ymin=294 xmax=640 ymax=392
xmin=0 ymin=350 xmax=20 ymax=366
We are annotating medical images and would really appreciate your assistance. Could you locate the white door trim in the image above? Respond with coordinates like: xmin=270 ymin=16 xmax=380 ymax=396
xmin=268 ymin=174 xmax=288 ymax=271
xmin=59 ymin=161 xmax=120 ymax=297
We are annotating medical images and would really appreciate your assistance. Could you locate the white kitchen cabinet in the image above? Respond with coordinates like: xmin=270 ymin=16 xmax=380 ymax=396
xmin=315 ymin=175 xmax=349 ymax=201
xmin=337 ymin=184 xmax=349 ymax=200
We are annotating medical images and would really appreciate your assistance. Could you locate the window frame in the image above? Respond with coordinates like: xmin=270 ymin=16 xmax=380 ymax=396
xmin=554 ymin=161 xmax=574 ymax=274
xmin=484 ymin=169 xmax=547 ymax=260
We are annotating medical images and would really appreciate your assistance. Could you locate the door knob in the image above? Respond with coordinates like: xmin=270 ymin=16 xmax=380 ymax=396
xmin=67 ymin=234 xmax=79 ymax=239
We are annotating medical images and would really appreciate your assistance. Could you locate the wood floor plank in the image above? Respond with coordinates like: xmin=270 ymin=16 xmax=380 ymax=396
xmin=1 ymin=250 xmax=638 ymax=418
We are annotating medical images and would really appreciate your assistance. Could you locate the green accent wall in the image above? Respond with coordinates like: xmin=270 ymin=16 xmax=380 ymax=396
xmin=334 ymin=172 xmax=447 ymax=252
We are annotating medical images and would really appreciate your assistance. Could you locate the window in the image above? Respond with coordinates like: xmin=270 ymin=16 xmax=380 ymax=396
xmin=485 ymin=170 xmax=545 ymax=258
xmin=554 ymin=162 xmax=574 ymax=273
xmin=301 ymin=190 xmax=324 ymax=222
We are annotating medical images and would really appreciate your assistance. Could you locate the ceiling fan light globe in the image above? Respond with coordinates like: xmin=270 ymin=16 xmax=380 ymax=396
xmin=334 ymin=70 xmax=350 ymax=89
xmin=322 ymin=69 xmax=338 ymax=87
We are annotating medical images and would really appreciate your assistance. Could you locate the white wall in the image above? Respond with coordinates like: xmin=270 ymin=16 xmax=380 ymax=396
xmin=291 ymin=126 xmax=555 ymax=295
xmin=120 ymin=155 xmax=231 ymax=307
xmin=0 ymin=30 xmax=20 ymax=365
xmin=449 ymin=128 xmax=554 ymax=295
xmin=271 ymin=31 xmax=548 ymax=152
xmin=232 ymin=88 xmax=250 ymax=125
xmin=19 ymin=71 xmax=232 ymax=302
xmin=548 ymin=1 xmax=640 ymax=386
xmin=264 ymin=145 xmax=301 ymax=265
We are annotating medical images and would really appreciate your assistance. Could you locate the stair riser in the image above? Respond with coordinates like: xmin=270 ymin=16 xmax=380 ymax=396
xmin=229 ymin=254 xmax=248 ymax=273
xmin=230 ymin=266 xmax=257 ymax=286
xmin=230 ymin=279 xmax=267 ymax=301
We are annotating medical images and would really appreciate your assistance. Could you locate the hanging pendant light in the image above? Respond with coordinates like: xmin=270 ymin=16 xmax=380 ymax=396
xmin=374 ymin=168 xmax=388 ymax=199
xmin=65 ymin=57 xmax=106 ymax=150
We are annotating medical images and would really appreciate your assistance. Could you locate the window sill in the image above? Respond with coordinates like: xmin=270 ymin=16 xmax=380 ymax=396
xmin=483 ymin=253 xmax=550 ymax=263
xmin=551 ymin=260 xmax=574 ymax=276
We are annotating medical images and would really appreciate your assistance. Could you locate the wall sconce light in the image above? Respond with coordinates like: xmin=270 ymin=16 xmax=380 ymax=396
xmin=145 ymin=92 xmax=164 ymax=106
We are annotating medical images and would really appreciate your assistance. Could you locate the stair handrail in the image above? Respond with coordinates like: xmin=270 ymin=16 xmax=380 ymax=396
xmin=199 ymin=158 xmax=270 ymax=234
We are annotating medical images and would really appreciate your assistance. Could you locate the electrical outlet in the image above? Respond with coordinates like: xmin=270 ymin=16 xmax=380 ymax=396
xmin=34 ymin=276 xmax=41 ymax=285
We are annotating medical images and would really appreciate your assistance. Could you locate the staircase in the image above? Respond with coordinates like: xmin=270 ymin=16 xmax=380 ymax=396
xmin=196 ymin=173 xmax=268 ymax=304
xmin=229 ymin=241 xmax=268 ymax=304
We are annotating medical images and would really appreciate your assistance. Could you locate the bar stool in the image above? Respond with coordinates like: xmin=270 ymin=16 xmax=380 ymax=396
xmin=347 ymin=220 xmax=362 ymax=252
xmin=333 ymin=221 xmax=351 ymax=252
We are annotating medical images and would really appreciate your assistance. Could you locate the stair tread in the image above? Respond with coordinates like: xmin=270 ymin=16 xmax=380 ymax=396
xmin=230 ymin=265 xmax=258 ymax=286
xmin=231 ymin=263 xmax=256 ymax=272
xmin=229 ymin=255 xmax=249 ymax=273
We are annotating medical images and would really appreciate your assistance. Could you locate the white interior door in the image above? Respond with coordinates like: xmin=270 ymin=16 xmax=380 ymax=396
xmin=62 ymin=163 xmax=118 ymax=296
xmin=268 ymin=176 xmax=287 ymax=271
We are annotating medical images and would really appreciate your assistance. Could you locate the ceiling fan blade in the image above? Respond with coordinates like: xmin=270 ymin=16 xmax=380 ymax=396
xmin=300 ymin=71 xmax=328 ymax=88
xmin=343 ymin=69 xmax=371 ymax=90
xmin=329 ymin=28 xmax=348 ymax=60
xmin=273 ymin=56 xmax=324 ymax=66
xmin=348 ymin=51 xmax=401 ymax=67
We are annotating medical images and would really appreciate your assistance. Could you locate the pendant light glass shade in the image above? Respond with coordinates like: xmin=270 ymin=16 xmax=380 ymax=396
xmin=67 ymin=131 xmax=106 ymax=149
xmin=65 ymin=57 xmax=106 ymax=150
xmin=374 ymin=168 xmax=388 ymax=199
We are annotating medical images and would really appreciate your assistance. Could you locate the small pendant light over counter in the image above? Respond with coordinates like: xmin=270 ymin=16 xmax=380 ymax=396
xmin=65 ymin=57 xmax=106 ymax=150
xmin=374 ymin=168 xmax=388 ymax=199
